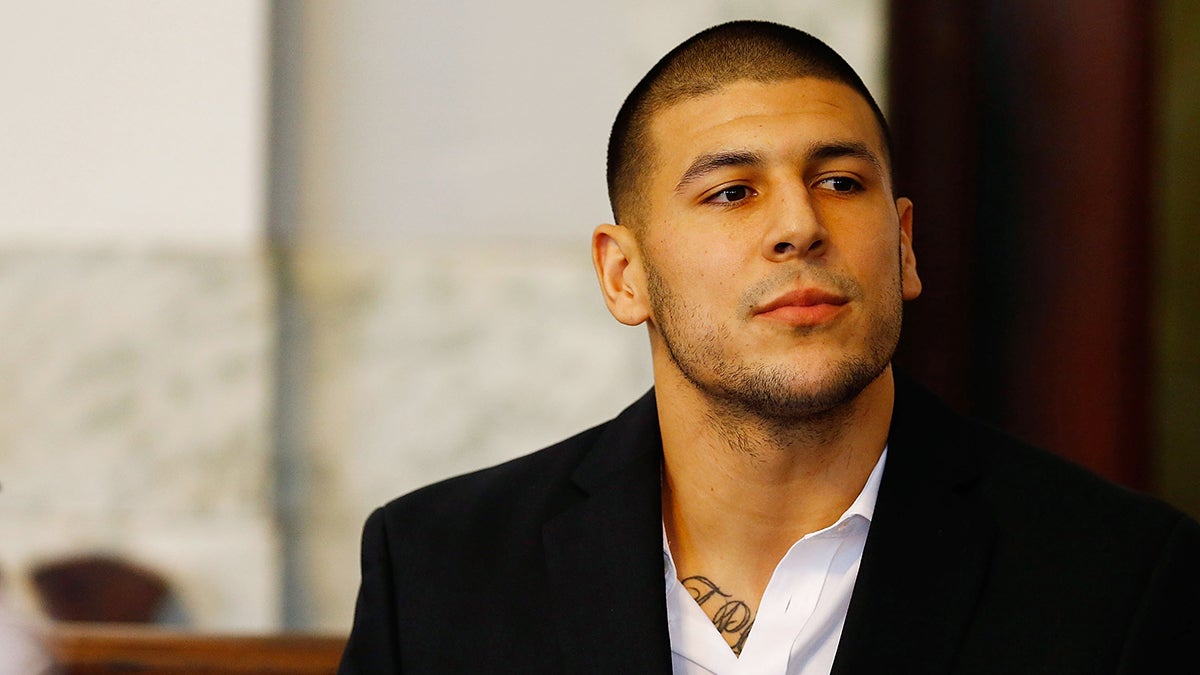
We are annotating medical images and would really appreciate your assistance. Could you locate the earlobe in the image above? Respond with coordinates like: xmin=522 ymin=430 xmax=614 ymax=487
xmin=592 ymin=224 xmax=651 ymax=326
xmin=896 ymin=198 xmax=922 ymax=301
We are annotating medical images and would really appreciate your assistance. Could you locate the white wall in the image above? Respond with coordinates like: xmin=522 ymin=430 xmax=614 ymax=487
xmin=0 ymin=1 xmax=265 ymax=250
xmin=0 ymin=1 xmax=277 ymax=630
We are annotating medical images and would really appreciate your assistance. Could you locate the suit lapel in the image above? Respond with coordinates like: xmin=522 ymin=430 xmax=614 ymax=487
xmin=832 ymin=376 xmax=997 ymax=674
xmin=543 ymin=391 xmax=673 ymax=674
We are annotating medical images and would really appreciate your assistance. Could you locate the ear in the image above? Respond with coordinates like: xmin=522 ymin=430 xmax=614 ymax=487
xmin=896 ymin=197 xmax=922 ymax=301
xmin=592 ymin=224 xmax=651 ymax=326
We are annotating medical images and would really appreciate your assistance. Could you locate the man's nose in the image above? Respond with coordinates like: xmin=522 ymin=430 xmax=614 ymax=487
xmin=761 ymin=186 xmax=828 ymax=261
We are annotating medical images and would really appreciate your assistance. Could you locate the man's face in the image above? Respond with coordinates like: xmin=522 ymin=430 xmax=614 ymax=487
xmin=630 ymin=77 xmax=920 ymax=418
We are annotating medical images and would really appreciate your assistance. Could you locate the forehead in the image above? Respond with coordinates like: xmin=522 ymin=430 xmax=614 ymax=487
xmin=647 ymin=77 xmax=886 ymax=181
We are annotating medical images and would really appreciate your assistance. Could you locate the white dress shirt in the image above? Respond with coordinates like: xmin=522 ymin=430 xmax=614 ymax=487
xmin=664 ymin=447 xmax=887 ymax=674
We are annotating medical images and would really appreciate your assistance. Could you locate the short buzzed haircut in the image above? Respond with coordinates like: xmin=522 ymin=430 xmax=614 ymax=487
xmin=606 ymin=20 xmax=892 ymax=226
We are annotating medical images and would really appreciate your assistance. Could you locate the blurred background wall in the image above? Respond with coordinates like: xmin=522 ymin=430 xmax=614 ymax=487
xmin=0 ymin=0 xmax=1194 ymax=635
xmin=0 ymin=2 xmax=278 ymax=629
xmin=0 ymin=0 xmax=887 ymax=632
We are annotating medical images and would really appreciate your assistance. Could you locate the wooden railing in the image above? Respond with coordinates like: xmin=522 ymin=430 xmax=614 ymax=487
xmin=44 ymin=623 xmax=346 ymax=675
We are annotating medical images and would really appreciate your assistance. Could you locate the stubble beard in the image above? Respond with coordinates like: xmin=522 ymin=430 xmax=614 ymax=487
xmin=644 ymin=256 xmax=903 ymax=428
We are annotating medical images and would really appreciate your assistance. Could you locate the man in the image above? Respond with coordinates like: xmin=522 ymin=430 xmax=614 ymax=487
xmin=340 ymin=21 xmax=1199 ymax=674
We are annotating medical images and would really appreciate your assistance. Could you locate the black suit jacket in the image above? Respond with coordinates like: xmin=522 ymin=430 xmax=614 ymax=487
xmin=340 ymin=377 xmax=1200 ymax=673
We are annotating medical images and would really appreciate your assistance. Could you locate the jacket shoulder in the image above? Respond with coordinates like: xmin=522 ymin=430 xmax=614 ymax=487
xmin=876 ymin=377 xmax=1200 ymax=671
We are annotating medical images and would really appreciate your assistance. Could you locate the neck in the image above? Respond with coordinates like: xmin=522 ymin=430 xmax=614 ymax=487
xmin=657 ymin=363 xmax=894 ymax=595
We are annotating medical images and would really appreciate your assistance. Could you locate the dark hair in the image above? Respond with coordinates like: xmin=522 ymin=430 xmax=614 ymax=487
xmin=606 ymin=20 xmax=892 ymax=225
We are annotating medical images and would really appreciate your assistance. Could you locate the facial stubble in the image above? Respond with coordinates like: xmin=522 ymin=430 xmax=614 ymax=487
xmin=644 ymin=248 xmax=904 ymax=427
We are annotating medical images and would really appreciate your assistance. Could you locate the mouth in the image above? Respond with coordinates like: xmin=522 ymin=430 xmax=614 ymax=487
xmin=753 ymin=288 xmax=849 ymax=326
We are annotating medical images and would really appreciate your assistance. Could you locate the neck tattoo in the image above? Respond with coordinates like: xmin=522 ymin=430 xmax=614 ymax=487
xmin=681 ymin=575 xmax=755 ymax=656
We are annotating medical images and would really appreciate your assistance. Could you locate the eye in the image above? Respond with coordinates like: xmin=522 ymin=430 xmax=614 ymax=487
xmin=705 ymin=185 xmax=755 ymax=204
xmin=817 ymin=176 xmax=863 ymax=193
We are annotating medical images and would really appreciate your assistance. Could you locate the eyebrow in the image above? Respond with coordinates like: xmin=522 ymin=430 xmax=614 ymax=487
xmin=673 ymin=150 xmax=764 ymax=193
xmin=806 ymin=140 xmax=885 ymax=176
xmin=672 ymin=141 xmax=886 ymax=194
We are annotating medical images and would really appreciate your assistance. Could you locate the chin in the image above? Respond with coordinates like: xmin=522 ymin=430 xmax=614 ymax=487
xmin=706 ymin=354 xmax=891 ymax=420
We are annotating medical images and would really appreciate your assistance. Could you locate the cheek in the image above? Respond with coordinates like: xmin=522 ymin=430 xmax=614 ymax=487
xmin=845 ymin=234 xmax=903 ymax=289
xmin=650 ymin=235 xmax=741 ymax=291
xmin=859 ymin=225 xmax=902 ymax=263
